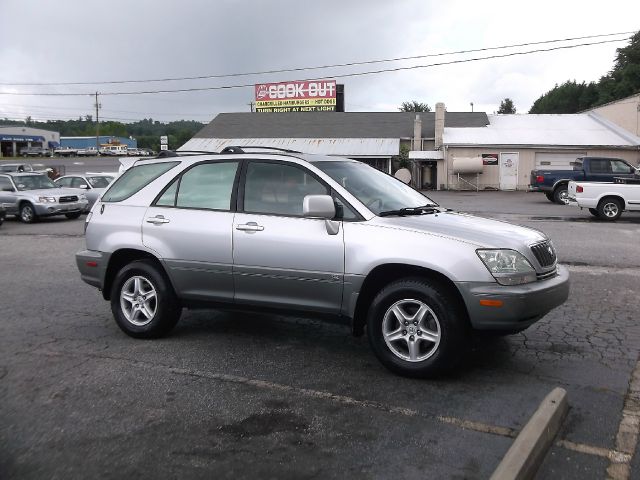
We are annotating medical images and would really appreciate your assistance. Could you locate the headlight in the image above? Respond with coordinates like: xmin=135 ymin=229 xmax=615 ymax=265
xmin=477 ymin=249 xmax=536 ymax=285
xmin=37 ymin=196 xmax=56 ymax=203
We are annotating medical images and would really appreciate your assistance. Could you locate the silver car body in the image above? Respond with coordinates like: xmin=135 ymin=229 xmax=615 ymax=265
xmin=0 ymin=173 xmax=88 ymax=218
xmin=54 ymin=174 xmax=115 ymax=211
xmin=77 ymin=153 xmax=569 ymax=332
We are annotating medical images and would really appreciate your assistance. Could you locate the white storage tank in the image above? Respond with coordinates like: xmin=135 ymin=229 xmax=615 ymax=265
xmin=452 ymin=156 xmax=483 ymax=174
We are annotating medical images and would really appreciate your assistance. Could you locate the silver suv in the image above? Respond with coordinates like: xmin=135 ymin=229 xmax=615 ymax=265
xmin=76 ymin=148 xmax=569 ymax=377
xmin=0 ymin=172 xmax=88 ymax=222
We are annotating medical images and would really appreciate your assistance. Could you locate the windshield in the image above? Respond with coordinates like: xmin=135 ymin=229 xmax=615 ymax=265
xmin=314 ymin=161 xmax=435 ymax=215
xmin=87 ymin=176 xmax=114 ymax=188
xmin=14 ymin=175 xmax=56 ymax=191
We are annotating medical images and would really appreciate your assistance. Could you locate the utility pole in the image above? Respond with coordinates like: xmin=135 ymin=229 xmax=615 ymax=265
xmin=248 ymin=101 xmax=255 ymax=112
xmin=470 ymin=102 xmax=474 ymax=112
xmin=94 ymin=92 xmax=101 ymax=152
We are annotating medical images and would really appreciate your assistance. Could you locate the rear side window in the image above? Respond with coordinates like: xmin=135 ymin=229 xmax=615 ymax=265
xmin=154 ymin=161 xmax=239 ymax=211
xmin=102 ymin=162 xmax=178 ymax=202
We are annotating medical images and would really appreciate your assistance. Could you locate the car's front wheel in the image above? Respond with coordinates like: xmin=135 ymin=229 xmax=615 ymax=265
xmin=367 ymin=278 xmax=469 ymax=378
xmin=19 ymin=203 xmax=37 ymax=223
xmin=110 ymin=260 xmax=181 ymax=338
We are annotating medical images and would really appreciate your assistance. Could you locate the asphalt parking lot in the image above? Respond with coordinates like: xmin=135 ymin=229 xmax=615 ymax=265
xmin=1 ymin=189 xmax=640 ymax=479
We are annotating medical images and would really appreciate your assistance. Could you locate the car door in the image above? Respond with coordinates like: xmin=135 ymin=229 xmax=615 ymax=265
xmin=610 ymin=159 xmax=637 ymax=180
xmin=142 ymin=160 xmax=240 ymax=303
xmin=0 ymin=175 xmax=18 ymax=214
xmin=233 ymin=160 xmax=345 ymax=315
xmin=589 ymin=158 xmax=616 ymax=182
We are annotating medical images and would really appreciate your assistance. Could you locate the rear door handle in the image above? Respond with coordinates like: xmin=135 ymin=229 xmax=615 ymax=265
xmin=146 ymin=215 xmax=170 ymax=225
xmin=236 ymin=222 xmax=264 ymax=232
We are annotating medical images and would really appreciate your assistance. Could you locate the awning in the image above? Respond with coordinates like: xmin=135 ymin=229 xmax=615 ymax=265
xmin=48 ymin=141 xmax=60 ymax=148
xmin=180 ymin=137 xmax=400 ymax=157
xmin=409 ymin=150 xmax=444 ymax=160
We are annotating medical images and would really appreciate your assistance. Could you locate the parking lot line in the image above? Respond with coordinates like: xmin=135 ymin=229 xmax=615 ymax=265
xmin=34 ymin=348 xmax=631 ymax=468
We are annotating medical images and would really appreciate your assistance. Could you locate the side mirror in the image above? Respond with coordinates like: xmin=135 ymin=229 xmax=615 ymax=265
xmin=79 ymin=184 xmax=89 ymax=189
xmin=303 ymin=195 xmax=335 ymax=219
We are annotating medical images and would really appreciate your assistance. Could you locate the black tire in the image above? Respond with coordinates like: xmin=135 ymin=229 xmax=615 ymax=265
xmin=588 ymin=208 xmax=599 ymax=217
xmin=19 ymin=202 xmax=37 ymax=223
xmin=544 ymin=192 xmax=555 ymax=203
xmin=366 ymin=278 xmax=470 ymax=378
xmin=553 ymin=185 xmax=569 ymax=205
xmin=110 ymin=259 xmax=181 ymax=339
xmin=597 ymin=197 xmax=623 ymax=221
xmin=64 ymin=212 xmax=82 ymax=219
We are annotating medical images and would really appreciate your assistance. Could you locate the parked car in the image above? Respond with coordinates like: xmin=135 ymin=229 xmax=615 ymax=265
xmin=127 ymin=148 xmax=142 ymax=156
xmin=567 ymin=176 xmax=640 ymax=221
xmin=77 ymin=147 xmax=100 ymax=157
xmin=76 ymin=148 xmax=569 ymax=378
xmin=0 ymin=163 xmax=35 ymax=173
xmin=0 ymin=172 xmax=88 ymax=222
xmin=53 ymin=147 xmax=79 ymax=157
xmin=19 ymin=146 xmax=51 ymax=157
xmin=54 ymin=173 xmax=116 ymax=211
xmin=530 ymin=156 xmax=638 ymax=204
xmin=99 ymin=145 xmax=128 ymax=156
xmin=0 ymin=204 xmax=5 ymax=226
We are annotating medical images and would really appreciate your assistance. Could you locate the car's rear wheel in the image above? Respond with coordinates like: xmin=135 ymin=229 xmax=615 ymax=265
xmin=544 ymin=192 xmax=555 ymax=203
xmin=65 ymin=212 xmax=82 ymax=219
xmin=597 ymin=197 xmax=623 ymax=221
xmin=19 ymin=203 xmax=37 ymax=223
xmin=110 ymin=260 xmax=181 ymax=338
xmin=367 ymin=278 xmax=469 ymax=378
xmin=553 ymin=185 xmax=569 ymax=205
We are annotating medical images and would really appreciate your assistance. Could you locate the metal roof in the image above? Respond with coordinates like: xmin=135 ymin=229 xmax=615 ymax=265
xmin=192 ymin=112 xmax=488 ymax=139
xmin=443 ymin=113 xmax=640 ymax=147
xmin=180 ymin=137 xmax=400 ymax=157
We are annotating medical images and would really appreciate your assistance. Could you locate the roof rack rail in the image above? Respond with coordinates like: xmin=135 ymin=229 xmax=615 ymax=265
xmin=219 ymin=146 xmax=302 ymax=154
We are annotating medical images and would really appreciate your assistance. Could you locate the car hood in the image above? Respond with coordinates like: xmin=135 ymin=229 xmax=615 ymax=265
xmin=372 ymin=209 xmax=546 ymax=249
xmin=18 ymin=188 xmax=84 ymax=198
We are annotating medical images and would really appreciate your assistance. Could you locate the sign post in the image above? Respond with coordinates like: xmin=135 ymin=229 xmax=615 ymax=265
xmin=160 ymin=135 xmax=168 ymax=151
xmin=254 ymin=80 xmax=337 ymax=113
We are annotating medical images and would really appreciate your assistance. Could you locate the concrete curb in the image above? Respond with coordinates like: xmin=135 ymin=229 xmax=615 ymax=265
xmin=490 ymin=387 xmax=568 ymax=480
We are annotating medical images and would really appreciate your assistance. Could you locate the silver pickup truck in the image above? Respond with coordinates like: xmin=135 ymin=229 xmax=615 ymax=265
xmin=0 ymin=172 xmax=88 ymax=222
xmin=76 ymin=148 xmax=569 ymax=377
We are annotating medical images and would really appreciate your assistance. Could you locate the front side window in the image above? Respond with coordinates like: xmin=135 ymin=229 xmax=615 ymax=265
xmin=0 ymin=176 xmax=14 ymax=191
xmin=611 ymin=160 xmax=633 ymax=174
xmin=71 ymin=177 xmax=89 ymax=188
xmin=315 ymin=160 xmax=434 ymax=215
xmin=243 ymin=162 xmax=328 ymax=216
xmin=55 ymin=177 xmax=73 ymax=188
xmin=102 ymin=161 xmax=178 ymax=202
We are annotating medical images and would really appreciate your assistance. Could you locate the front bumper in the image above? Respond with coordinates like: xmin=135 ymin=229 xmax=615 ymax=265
xmin=456 ymin=264 xmax=570 ymax=330
xmin=76 ymin=249 xmax=110 ymax=289
xmin=34 ymin=200 xmax=89 ymax=216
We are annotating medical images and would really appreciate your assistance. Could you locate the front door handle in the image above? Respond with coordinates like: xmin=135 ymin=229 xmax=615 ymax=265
xmin=236 ymin=222 xmax=264 ymax=232
xmin=146 ymin=215 xmax=170 ymax=225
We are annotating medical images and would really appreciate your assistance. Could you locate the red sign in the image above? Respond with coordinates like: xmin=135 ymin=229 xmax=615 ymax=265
xmin=255 ymin=80 xmax=337 ymax=112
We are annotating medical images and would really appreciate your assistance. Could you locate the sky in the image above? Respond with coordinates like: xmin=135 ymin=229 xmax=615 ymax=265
xmin=0 ymin=0 xmax=638 ymax=124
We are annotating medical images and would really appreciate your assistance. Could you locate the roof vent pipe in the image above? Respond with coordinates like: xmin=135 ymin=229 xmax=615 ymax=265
xmin=413 ymin=114 xmax=422 ymax=150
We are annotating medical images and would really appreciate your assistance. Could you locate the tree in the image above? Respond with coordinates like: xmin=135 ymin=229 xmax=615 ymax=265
xmin=399 ymin=101 xmax=432 ymax=112
xmin=497 ymin=98 xmax=516 ymax=114
xmin=529 ymin=30 xmax=640 ymax=113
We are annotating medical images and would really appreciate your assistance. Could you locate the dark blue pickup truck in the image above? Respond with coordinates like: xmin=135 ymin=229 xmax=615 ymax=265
xmin=530 ymin=156 xmax=638 ymax=204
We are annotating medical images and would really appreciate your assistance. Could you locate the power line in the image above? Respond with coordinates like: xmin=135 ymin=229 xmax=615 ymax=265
xmin=0 ymin=31 xmax=633 ymax=87
xmin=0 ymin=37 xmax=629 ymax=97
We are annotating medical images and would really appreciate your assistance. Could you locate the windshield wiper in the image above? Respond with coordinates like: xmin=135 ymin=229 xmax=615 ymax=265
xmin=378 ymin=205 xmax=439 ymax=217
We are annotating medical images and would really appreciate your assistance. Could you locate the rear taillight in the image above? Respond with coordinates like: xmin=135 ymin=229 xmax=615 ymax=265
xmin=536 ymin=175 xmax=544 ymax=183
xmin=576 ymin=186 xmax=583 ymax=193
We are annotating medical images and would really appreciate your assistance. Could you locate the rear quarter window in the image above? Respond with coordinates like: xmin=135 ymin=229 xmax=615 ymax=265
xmin=102 ymin=162 xmax=179 ymax=202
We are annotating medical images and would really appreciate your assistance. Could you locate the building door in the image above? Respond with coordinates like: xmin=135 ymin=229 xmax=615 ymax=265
xmin=499 ymin=152 xmax=519 ymax=190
